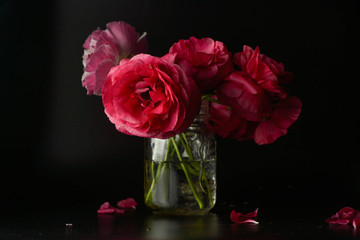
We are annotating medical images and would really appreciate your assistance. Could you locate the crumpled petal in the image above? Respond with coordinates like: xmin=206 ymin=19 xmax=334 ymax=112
xmin=326 ymin=207 xmax=360 ymax=227
xmin=97 ymin=202 xmax=125 ymax=215
xmin=230 ymin=209 xmax=259 ymax=224
xmin=97 ymin=198 xmax=138 ymax=215
xmin=117 ymin=198 xmax=137 ymax=209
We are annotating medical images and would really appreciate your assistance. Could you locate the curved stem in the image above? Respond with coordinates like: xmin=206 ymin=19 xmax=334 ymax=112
xmin=170 ymin=137 xmax=204 ymax=210
xmin=145 ymin=161 xmax=163 ymax=205
xmin=180 ymin=133 xmax=194 ymax=161
xmin=180 ymin=133 xmax=212 ymax=199
xmin=145 ymin=138 xmax=175 ymax=205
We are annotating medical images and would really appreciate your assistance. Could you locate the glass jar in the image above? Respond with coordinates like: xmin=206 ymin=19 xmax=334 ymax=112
xmin=144 ymin=101 xmax=216 ymax=215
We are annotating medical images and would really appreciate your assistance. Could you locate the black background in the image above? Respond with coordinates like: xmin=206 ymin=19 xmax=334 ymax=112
xmin=1 ymin=0 xmax=359 ymax=215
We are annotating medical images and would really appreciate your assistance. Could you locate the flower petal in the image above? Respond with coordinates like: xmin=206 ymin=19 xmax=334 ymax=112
xmin=196 ymin=64 xmax=218 ymax=80
xmin=169 ymin=36 xmax=232 ymax=91
xmin=326 ymin=207 xmax=360 ymax=227
xmin=117 ymin=198 xmax=137 ymax=209
xmin=191 ymin=37 xmax=215 ymax=53
xmin=97 ymin=202 xmax=125 ymax=215
xmin=97 ymin=208 xmax=125 ymax=215
xmin=230 ymin=209 xmax=259 ymax=224
xmin=222 ymin=71 xmax=260 ymax=96
xmin=105 ymin=21 xmax=139 ymax=57
xmin=83 ymin=28 xmax=101 ymax=48
xmin=84 ymin=44 xmax=117 ymax=72
xmin=245 ymin=46 xmax=278 ymax=83
xmin=254 ymin=119 xmax=288 ymax=145
xmin=94 ymin=59 xmax=116 ymax=95
xmin=272 ymin=96 xmax=302 ymax=129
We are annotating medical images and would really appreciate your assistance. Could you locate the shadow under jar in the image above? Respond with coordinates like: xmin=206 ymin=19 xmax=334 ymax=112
xmin=144 ymin=101 xmax=216 ymax=215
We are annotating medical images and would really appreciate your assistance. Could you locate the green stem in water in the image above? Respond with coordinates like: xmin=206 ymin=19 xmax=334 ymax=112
xmin=145 ymin=161 xmax=163 ymax=205
xmin=180 ymin=133 xmax=194 ymax=161
xmin=181 ymin=133 xmax=212 ymax=200
xmin=145 ymin=140 xmax=173 ymax=205
xmin=170 ymin=137 xmax=204 ymax=210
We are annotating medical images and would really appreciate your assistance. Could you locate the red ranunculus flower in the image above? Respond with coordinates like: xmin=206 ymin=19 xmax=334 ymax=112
xmin=253 ymin=96 xmax=302 ymax=145
xmin=82 ymin=21 xmax=148 ymax=95
xmin=209 ymin=97 xmax=302 ymax=145
xmin=165 ymin=37 xmax=233 ymax=92
xmin=233 ymin=45 xmax=290 ymax=98
xmin=209 ymin=100 xmax=249 ymax=140
xmin=102 ymin=54 xmax=201 ymax=139
xmin=216 ymin=71 xmax=272 ymax=121
xmin=214 ymin=46 xmax=302 ymax=145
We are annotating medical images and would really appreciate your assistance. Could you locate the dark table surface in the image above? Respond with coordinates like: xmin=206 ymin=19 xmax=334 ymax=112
xmin=1 ymin=204 xmax=359 ymax=240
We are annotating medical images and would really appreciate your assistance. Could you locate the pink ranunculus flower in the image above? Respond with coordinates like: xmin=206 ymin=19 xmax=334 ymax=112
xmin=82 ymin=21 xmax=148 ymax=95
xmin=102 ymin=54 xmax=201 ymax=139
xmin=165 ymin=37 xmax=233 ymax=92
xmin=233 ymin=45 xmax=290 ymax=98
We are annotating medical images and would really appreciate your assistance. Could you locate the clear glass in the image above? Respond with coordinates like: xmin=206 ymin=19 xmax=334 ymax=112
xmin=144 ymin=102 xmax=216 ymax=215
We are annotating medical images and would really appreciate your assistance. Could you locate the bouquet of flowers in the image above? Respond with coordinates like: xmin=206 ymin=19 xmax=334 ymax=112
xmin=82 ymin=21 xmax=302 ymax=213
